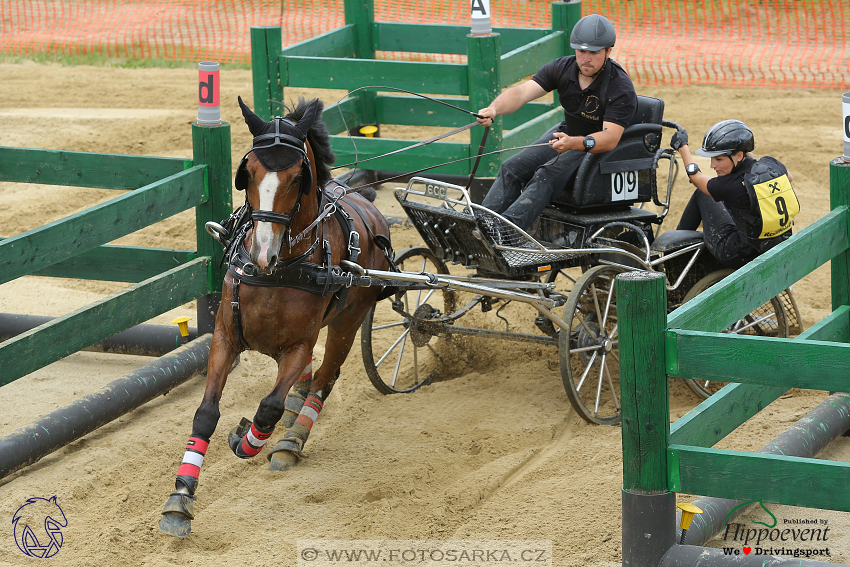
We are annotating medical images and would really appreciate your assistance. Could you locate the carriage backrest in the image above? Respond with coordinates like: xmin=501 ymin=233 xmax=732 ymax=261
xmin=549 ymin=95 xmax=665 ymax=212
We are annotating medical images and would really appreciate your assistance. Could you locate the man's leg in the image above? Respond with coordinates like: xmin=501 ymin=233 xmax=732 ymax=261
xmin=499 ymin=149 xmax=585 ymax=230
xmin=482 ymin=126 xmax=560 ymax=214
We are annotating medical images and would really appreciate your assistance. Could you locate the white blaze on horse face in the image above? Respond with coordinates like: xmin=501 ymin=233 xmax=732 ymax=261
xmin=254 ymin=170 xmax=282 ymax=269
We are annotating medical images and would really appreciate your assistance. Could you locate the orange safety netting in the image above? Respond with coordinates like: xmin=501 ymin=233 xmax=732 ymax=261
xmin=1 ymin=0 xmax=847 ymax=89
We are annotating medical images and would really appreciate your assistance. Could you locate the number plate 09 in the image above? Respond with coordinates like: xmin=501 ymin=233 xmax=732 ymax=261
xmin=611 ymin=171 xmax=638 ymax=201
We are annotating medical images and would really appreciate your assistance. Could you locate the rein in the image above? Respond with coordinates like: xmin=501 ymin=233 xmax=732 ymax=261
xmin=340 ymin=142 xmax=552 ymax=194
xmin=238 ymin=86 xmax=553 ymax=256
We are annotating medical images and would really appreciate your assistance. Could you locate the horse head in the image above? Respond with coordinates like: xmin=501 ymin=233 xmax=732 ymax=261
xmin=236 ymin=96 xmax=328 ymax=273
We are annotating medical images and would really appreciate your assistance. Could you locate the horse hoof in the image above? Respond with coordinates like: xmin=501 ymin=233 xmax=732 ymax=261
xmin=268 ymin=451 xmax=299 ymax=472
xmin=159 ymin=512 xmax=192 ymax=537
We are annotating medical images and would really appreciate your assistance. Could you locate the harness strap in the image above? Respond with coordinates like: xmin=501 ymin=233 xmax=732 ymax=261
xmin=252 ymin=210 xmax=293 ymax=225
xmin=321 ymin=240 xmax=334 ymax=298
xmin=231 ymin=279 xmax=249 ymax=349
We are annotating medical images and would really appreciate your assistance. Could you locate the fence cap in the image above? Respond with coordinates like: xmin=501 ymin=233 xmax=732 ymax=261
xmin=617 ymin=270 xmax=665 ymax=282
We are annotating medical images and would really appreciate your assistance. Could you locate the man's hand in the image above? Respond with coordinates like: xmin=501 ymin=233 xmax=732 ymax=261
xmin=671 ymin=129 xmax=688 ymax=151
xmin=477 ymin=107 xmax=496 ymax=126
xmin=550 ymin=132 xmax=571 ymax=153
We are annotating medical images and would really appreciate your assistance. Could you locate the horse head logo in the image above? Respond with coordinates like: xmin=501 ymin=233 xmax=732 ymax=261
xmin=12 ymin=496 xmax=68 ymax=558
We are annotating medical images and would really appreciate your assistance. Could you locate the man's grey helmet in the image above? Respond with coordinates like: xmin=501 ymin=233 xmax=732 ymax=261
xmin=695 ymin=120 xmax=755 ymax=157
xmin=570 ymin=14 xmax=616 ymax=51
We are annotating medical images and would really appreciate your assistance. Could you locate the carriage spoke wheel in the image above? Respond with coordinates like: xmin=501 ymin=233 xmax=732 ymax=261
xmin=361 ymin=247 xmax=455 ymax=394
xmin=559 ymin=264 xmax=626 ymax=425
xmin=682 ymin=268 xmax=789 ymax=399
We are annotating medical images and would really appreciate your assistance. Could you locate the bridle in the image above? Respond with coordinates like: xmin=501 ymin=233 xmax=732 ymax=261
xmin=239 ymin=116 xmax=313 ymax=251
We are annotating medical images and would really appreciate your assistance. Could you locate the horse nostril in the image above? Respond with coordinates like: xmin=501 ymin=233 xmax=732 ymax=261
xmin=268 ymin=254 xmax=278 ymax=268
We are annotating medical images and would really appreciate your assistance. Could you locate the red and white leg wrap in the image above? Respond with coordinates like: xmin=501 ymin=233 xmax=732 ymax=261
xmin=176 ymin=436 xmax=209 ymax=491
xmin=238 ymin=422 xmax=275 ymax=458
xmin=294 ymin=395 xmax=323 ymax=432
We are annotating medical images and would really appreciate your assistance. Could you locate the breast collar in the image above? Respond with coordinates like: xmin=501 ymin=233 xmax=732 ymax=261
xmin=226 ymin=189 xmax=366 ymax=296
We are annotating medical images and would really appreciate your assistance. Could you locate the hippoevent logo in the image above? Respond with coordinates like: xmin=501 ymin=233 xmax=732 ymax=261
xmin=720 ymin=499 xmax=831 ymax=558
xmin=12 ymin=496 xmax=68 ymax=558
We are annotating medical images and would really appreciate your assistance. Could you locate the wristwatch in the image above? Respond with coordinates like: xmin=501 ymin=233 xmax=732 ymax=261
xmin=685 ymin=162 xmax=701 ymax=176
xmin=583 ymin=136 xmax=596 ymax=151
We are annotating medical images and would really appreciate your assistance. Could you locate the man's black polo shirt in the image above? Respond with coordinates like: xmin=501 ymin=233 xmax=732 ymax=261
xmin=532 ymin=55 xmax=637 ymax=137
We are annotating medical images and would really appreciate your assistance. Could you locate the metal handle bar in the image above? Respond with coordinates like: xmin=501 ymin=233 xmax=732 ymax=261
xmin=587 ymin=221 xmax=652 ymax=264
xmin=341 ymin=260 xmax=560 ymax=309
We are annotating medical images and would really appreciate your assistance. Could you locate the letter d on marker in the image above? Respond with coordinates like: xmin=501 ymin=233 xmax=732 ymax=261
xmin=198 ymin=62 xmax=220 ymax=126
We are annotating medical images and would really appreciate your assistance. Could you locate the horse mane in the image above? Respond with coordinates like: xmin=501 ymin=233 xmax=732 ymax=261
xmin=285 ymin=97 xmax=335 ymax=188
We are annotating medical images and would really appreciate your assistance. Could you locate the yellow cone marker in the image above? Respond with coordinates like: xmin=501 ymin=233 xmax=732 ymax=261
xmin=172 ymin=316 xmax=192 ymax=338
xmin=677 ymin=502 xmax=703 ymax=545
xmin=359 ymin=125 xmax=378 ymax=137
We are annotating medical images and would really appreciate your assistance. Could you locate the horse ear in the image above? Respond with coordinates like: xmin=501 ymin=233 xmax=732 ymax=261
xmin=294 ymin=99 xmax=322 ymax=138
xmin=238 ymin=96 xmax=267 ymax=136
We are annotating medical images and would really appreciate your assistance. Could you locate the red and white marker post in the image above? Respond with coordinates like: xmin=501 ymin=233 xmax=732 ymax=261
xmin=198 ymin=62 xmax=220 ymax=126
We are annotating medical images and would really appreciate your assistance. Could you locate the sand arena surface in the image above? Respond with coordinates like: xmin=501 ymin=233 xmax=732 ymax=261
xmin=0 ymin=62 xmax=849 ymax=566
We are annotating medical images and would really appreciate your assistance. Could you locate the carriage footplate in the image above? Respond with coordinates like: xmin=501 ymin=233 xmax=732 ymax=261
xmin=534 ymin=316 xmax=558 ymax=338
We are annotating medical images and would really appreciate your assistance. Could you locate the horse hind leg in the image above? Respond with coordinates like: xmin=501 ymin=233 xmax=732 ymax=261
xmin=267 ymin=365 xmax=335 ymax=472
xmin=279 ymin=355 xmax=314 ymax=430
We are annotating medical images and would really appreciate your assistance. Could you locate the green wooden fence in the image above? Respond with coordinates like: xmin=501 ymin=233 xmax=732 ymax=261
xmin=250 ymin=0 xmax=581 ymax=179
xmin=617 ymin=157 xmax=850 ymax=564
xmin=0 ymin=123 xmax=232 ymax=387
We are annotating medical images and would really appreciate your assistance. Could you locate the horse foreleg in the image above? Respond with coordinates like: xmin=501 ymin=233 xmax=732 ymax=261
xmin=220 ymin=347 xmax=312 ymax=470
xmin=159 ymin=331 xmax=238 ymax=537
xmin=226 ymin=356 xmax=312 ymax=459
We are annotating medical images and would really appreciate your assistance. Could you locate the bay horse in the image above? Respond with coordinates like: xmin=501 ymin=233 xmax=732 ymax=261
xmin=159 ymin=96 xmax=393 ymax=537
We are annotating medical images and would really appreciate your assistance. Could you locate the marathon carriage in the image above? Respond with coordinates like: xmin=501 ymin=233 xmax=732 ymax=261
xmin=354 ymin=95 xmax=803 ymax=425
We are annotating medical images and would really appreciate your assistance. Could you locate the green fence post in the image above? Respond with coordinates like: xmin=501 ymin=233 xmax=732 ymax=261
xmin=193 ymin=122 xmax=232 ymax=334
xmin=251 ymin=26 xmax=284 ymax=120
xmin=617 ymin=271 xmax=676 ymax=567
xmin=344 ymin=0 xmax=377 ymax=132
xmin=467 ymin=32 xmax=502 ymax=178
xmin=551 ymin=1 xmax=581 ymax=109
xmin=831 ymin=157 xmax=850 ymax=310
xmin=552 ymin=1 xmax=582 ymax=56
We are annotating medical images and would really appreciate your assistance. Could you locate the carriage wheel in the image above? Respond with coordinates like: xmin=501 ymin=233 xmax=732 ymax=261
xmin=360 ymin=247 xmax=455 ymax=394
xmin=682 ymin=269 xmax=789 ymax=399
xmin=559 ymin=264 xmax=627 ymax=425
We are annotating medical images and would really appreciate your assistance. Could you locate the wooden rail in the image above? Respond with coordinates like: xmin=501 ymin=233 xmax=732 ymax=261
xmin=618 ymin=157 xmax=850 ymax=565
xmin=0 ymin=122 xmax=232 ymax=384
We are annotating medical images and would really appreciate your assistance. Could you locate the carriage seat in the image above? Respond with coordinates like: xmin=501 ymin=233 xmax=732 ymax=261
xmin=649 ymin=230 xmax=704 ymax=254
xmin=549 ymin=95 xmax=665 ymax=212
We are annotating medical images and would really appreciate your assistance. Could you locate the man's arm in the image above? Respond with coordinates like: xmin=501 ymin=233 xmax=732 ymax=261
xmin=476 ymin=80 xmax=548 ymax=126
xmin=550 ymin=121 xmax=624 ymax=153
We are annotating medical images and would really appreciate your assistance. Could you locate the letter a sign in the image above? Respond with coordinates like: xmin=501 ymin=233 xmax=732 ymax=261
xmin=470 ymin=0 xmax=489 ymax=17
